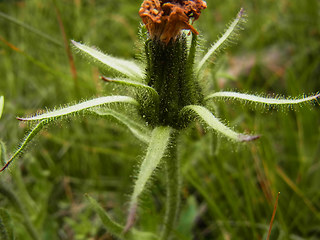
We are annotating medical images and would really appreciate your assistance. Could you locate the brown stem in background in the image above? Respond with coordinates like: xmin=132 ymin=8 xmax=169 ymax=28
xmin=53 ymin=0 xmax=78 ymax=89
xmin=267 ymin=192 xmax=280 ymax=240
xmin=0 ymin=35 xmax=64 ymax=77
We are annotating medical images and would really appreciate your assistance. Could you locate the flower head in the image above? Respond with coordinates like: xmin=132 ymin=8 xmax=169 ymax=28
xmin=139 ymin=0 xmax=207 ymax=44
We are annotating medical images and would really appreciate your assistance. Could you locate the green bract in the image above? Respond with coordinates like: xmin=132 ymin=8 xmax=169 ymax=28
xmin=1 ymin=7 xmax=319 ymax=240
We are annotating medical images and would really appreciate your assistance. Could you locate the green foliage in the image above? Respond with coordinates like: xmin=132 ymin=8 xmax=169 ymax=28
xmin=86 ymin=194 xmax=159 ymax=240
xmin=206 ymin=91 xmax=320 ymax=107
xmin=0 ymin=96 xmax=3 ymax=119
xmin=17 ymin=96 xmax=138 ymax=121
xmin=196 ymin=8 xmax=246 ymax=74
xmin=92 ymin=108 xmax=151 ymax=143
xmin=182 ymin=105 xmax=259 ymax=142
xmin=0 ymin=96 xmax=5 ymax=166
xmin=0 ymin=0 xmax=319 ymax=239
xmin=129 ymin=126 xmax=172 ymax=211
xmin=0 ymin=183 xmax=40 ymax=240
xmin=71 ymin=40 xmax=144 ymax=80
xmin=85 ymin=194 xmax=124 ymax=238
xmin=0 ymin=120 xmax=47 ymax=172
xmin=0 ymin=208 xmax=14 ymax=240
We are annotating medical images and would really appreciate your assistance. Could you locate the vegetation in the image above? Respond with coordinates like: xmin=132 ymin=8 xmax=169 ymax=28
xmin=0 ymin=0 xmax=319 ymax=239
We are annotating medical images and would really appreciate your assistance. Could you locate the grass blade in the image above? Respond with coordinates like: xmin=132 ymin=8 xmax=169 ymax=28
xmin=0 ymin=140 xmax=6 ymax=167
xmin=0 ymin=96 xmax=3 ymax=119
xmin=85 ymin=194 xmax=124 ymax=238
xmin=0 ymin=208 xmax=14 ymax=240
xmin=126 ymin=126 xmax=172 ymax=231
xmin=0 ymin=11 xmax=62 ymax=47
xmin=0 ymin=35 xmax=65 ymax=78
xmin=86 ymin=194 xmax=160 ymax=240
xmin=72 ymin=40 xmax=144 ymax=80
xmin=17 ymin=96 xmax=138 ymax=121
xmin=53 ymin=1 xmax=78 ymax=85
xmin=276 ymin=166 xmax=320 ymax=217
xmin=0 ymin=184 xmax=40 ymax=240
xmin=182 ymin=105 xmax=259 ymax=142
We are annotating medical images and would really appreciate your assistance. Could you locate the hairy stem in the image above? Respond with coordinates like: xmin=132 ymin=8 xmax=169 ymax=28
xmin=161 ymin=134 xmax=180 ymax=240
xmin=143 ymin=35 xmax=203 ymax=128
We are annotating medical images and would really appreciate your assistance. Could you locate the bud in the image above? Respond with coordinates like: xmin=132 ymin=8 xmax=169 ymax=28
xmin=139 ymin=0 xmax=207 ymax=44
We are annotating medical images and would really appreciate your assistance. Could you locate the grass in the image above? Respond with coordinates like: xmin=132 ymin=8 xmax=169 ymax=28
xmin=0 ymin=0 xmax=320 ymax=239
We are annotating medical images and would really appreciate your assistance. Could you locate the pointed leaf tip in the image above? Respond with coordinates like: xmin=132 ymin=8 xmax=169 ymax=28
xmin=238 ymin=8 xmax=245 ymax=18
xmin=206 ymin=91 xmax=320 ymax=106
xmin=239 ymin=134 xmax=260 ymax=142
xmin=0 ymin=162 xmax=10 ymax=173
xmin=0 ymin=120 xmax=47 ymax=173
xmin=196 ymin=8 xmax=246 ymax=74
xmin=100 ymin=76 xmax=112 ymax=82
xmin=16 ymin=117 xmax=25 ymax=121
xmin=71 ymin=40 xmax=144 ymax=80
xmin=183 ymin=105 xmax=259 ymax=142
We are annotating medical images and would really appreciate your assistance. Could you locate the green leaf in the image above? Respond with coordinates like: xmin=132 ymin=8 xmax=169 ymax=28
xmin=72 ymin=40 xmax=144 ymax=80
xmin=196 ymin=8 xmax=246 ymax=74
xmin=17 ymin=96 xmax=138 ymax=121
xmin=0 ymin=184 xmax=40 ymax=240
xmin=85 ymin=194 xmax=124 ymax=238
xmin=130 ymin=126 xmax=172 ymax=205
xmin=130 ymin=229 xmax=159 ymax=240
xmin=0 ymin=140 xmax=7 ymax=168
xmin=0 ymin=120 xmax=47 ymax=172
xmin=101 ymin=76 xmax=159 ymax=99
xmin=205 ymin=91 xmax=320 ymax=106
xmin=0 ymin=208 xmax=14 ymax=240
xmin=91 ymin=108 xmax=151 ymax=143
xmin=126 ymin=126 xmax=172 ymax=231
xmin=0 ymin=96 xmax=4 ymax=119
xmin=177 ymin=196 xmax=198 ymax=239
xmin=86 ymin=194 xmax=159 ymax=240
xmin=182 ymin=105 xmax=259 ymax=142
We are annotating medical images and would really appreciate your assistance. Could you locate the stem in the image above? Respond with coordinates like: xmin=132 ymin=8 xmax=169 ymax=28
xmin=143 ymin=35 xmax=203 ymax=128
xmin=52 ymin=0 xmax=78 ymax=91
xmin=161 ymin=134 xmax=180 ymax=240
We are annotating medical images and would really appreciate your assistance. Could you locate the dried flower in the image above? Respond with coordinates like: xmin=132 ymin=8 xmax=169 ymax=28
xmin=139 ymin=0 xmax=207 ymax=43
xmin=2 ymin=3 xmax=319 ymax=239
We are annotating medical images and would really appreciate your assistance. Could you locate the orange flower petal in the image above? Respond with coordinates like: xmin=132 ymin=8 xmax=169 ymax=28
xmin=139 ymin=0 xmax=207 ymax=44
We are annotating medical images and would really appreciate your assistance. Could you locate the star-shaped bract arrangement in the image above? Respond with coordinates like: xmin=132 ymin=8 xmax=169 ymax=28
xmin=1 ymin=1 xmax=319 ymax=239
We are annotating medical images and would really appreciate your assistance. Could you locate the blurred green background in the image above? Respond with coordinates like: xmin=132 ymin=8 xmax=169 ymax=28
xmin=0 ymin=0 xmax=319 ymax=239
